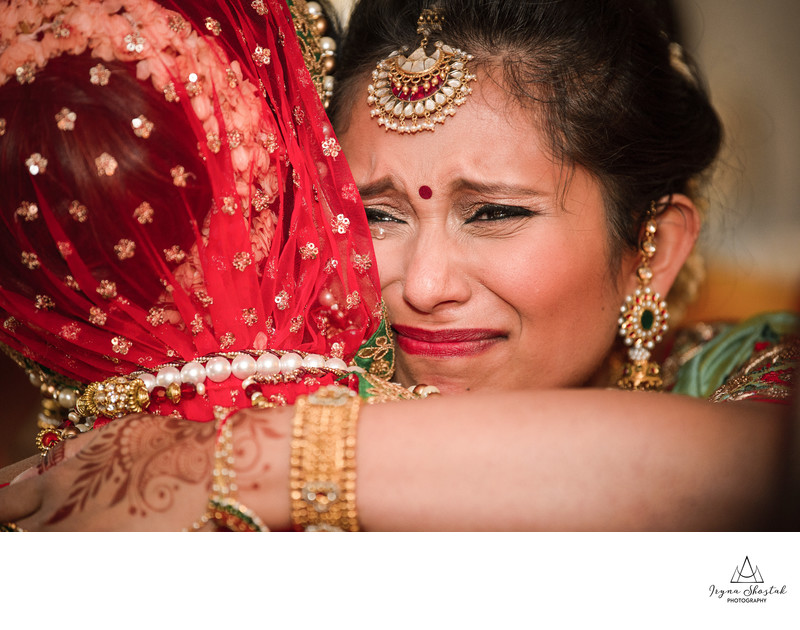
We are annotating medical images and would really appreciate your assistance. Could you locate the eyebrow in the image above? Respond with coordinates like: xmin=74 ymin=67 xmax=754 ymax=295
xmin=450 ymin=178 xmax=546 ymax=198
xmin=356 ymin=176 xmax=546 ymax=199
xmin=356 ymin=177 xmax=399 ymax=199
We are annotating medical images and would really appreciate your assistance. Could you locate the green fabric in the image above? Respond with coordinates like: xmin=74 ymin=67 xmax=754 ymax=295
xmin=671 ymin=311 xmax=800 ymax=398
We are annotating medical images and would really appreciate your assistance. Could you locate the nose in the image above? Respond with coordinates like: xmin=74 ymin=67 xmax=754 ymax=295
xmin=401 ymin=227 xmax=472 ymax=313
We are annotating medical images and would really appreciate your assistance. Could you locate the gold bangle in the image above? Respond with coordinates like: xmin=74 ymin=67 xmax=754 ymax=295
xmin=290 ymin=385 xmax=361 ymax=531
xmin=185 ymin=408 xmax=269 ymax=532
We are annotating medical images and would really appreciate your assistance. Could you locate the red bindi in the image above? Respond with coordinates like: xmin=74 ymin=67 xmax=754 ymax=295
xmin=418 ymin=185 xmax=432 ymax=199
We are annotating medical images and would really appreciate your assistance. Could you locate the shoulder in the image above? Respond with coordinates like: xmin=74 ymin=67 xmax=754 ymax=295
xmin=665 ymin=312 xmax=799 ymax=403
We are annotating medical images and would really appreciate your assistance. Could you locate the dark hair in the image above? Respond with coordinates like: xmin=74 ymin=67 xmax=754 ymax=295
xmin=331 ymin=0 xmax=722 ymax=262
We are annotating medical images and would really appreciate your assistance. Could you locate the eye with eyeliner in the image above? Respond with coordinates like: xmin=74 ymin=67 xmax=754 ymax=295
xmin=464 ymin=203 xmax=535 ymax=223
xmin=364 ymin=206 xmax=406 ymax=224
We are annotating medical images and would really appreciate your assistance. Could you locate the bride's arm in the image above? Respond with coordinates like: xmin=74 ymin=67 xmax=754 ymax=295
xmin=0 ymin=390 xmax=792 ymax=530
xmin=240 ymin=390 xmax=792 ymax=531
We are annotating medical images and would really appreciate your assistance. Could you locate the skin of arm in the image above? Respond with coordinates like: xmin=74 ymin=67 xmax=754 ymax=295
xmin=0 ymin=390 xmax=792 ymax=531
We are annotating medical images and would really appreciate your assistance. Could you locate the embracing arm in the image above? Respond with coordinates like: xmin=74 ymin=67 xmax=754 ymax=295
xmin=239 ymin=389 xmax=792 ymax=531
xmin=1 ymin=389 xmax=793 ymax=531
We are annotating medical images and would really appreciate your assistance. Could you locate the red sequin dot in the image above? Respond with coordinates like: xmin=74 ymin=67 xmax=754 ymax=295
xmin=41 ymin=431 xmax=62 ymax=448
xmin=419 ymin=185 xmax=432 ymax=199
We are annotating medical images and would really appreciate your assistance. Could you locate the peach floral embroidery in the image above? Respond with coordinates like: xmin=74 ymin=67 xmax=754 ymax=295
xmin=64 ymin=275 xmax=80 ymax=290
xmin=95 ymin=152 xmax=118 ymax=176
xmin=96 ymin=280 xmax=117 ymax=300
xmin=220 ymin=332 xmax=236 ymax=349
xmin=111 ymin=336 xmax=132 ymax=355
xmin=89 ymin=307 xmax=107 ymax=326
xmin=69 ymin=201 xmax=88 ymax=222
xmin=164 ymin=245 xmax=186 ymax=263
xmin=242 ymin=308 xmax=258 ymax=326
xmin=131 ymin=115 xmax=154 ymax=138
xmin=21 ymin=252 xmax=40 ymax=270
xmin=35 ymin=294 xmax=55 ymax=310
xmin=321 ymin=138 xmax=340 ymax=158
xmin=275 ymin=290 xmax=290 ymax=311
xmin=60 ymin=323 xmax=80 ymax=341
xmin=58 ymin=241 xmax=73 ymax=257
xmin=90 ymin=64 xmax=111 ymax=86
xmin=232 ymin=252 xmax=252 ymax=271
xmin=15 ymin=201 xmax=38 ymax=222
xmin=114 ymin=239 xmax=136 ymax=260
xmin=55 ymin=107 xmax=77 ymax=131
xmin=146 ymin=307 xmax=166 ymax=326
xmin=133 ymin=201 xmax=154 ymax=224
xmin=26 ymin=153 xmax=47 ymax=175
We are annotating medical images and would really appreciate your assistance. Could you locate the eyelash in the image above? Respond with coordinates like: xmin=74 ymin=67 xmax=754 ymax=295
xmin=365 ymin=207 xmax=405 ymax=224
xmin=464 ymin=204 xmax=534 ymax=223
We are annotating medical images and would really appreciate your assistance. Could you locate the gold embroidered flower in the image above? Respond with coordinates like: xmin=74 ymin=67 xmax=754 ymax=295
xmin=206 ymin=132 xmax=221 ymax=153
xmin=111 ymin=336 xmax=132 ymax=355
xmin=251 ymin=0 xmax=267 ymax=15
xmin=133 ymin=201 xmax=154 ymax=224
xmin=35 ymin=294 xmax=55 ymax=310
xmin=26 ymin=153 xmax=47 ymax=175
xmin=88 ymin=307 xmax=107 ymax=326
xmin=131 ymin=115 xmax=154 ymax=139
xmin=321 ymin=138 xmax=341 ymax=158
xmin=60 ymin=323 xmax=80 ymax=341
xmin=164 ymin=245 xmax=186 ymax=263
xmin=324 ymin=258 xmax=339 ymax=274
xmin=341 ymin=183 xmax=359 ymax=203
xmin=352 ymin=253 xmax=372 ymax=274
xmin=58 ymin=241 xmax=73 ymax=258
xmin=275 ymin=290 xmax=290 ymax=310
xmin=55 ymin=107 xmax=77 ymax=131
xmin=146 ymin=307 xmax=166 ymax=327
xmin=221 ymin=196 xmax=237 ymax=215
xmin=299 ymin=242 xmax=318 ymax=260
xmin=242 ymin=308 xmax=258 ymax=326
xmin=232 ymin=252 xmax=252 ymax=271
xmin=96 ymin=279 xmax=117 ymax=300
xmin=171 ymin=165 xmax=189 ymax=187
xmin=95 ymin=152 xmax=118 ymax=176
xmin=185 ymin=73 xmax=203 ymax=97
xmin=195 ymin=289 xmax=214 ymax=308
xmin=69 ymin=200 xmax=88 ymax=222
xmin=346 ymin=291 xmax=361 ymax=310
xmin=21 ymin=251 xmax=40 ymax=270
xmin=293 ymin=106 xmax=305 ymax=125
xmin=15 ymin=201 xmax=38 ymax=221
xmin=331 ymin=213 xmax=350 ymax=234
xmin=163 ymin=82 xmax=179 ymax=102
xmin=220 ymin=332 xmax=236 ymax=349
xmin=190 ymin=314 xmax=204 ymax=335
xmin=168 ymin=14 xmax=187 ymax=32
xmin=16 ymin=62 xmax=36 ymax=85
xmin=227 ymin=129 xmax=244 ymax=149
xmin=204 ymin=17 xmax=221 ymax=35
xmin=114 ymin=239 xmax=136 ymax=260
xmin=3 ymin=317 xmax=19 ymax=332
xmin=252 ymin=45 xmax=271 ymax=66
xmin=89 ymin=64 xmax=110 ymax=86
xmin=290 ymin=316 xmax=304 ymax=333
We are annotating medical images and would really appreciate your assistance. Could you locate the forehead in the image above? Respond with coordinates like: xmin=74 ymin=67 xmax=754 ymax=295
xmin=338 ymin=70 xmax=559 ymax=189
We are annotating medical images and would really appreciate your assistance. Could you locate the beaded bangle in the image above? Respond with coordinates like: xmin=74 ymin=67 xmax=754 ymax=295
xmin=185 ymin=408 xmax=269 ymax=532
xmin=290 ymin=385 xmax=361 ymax=532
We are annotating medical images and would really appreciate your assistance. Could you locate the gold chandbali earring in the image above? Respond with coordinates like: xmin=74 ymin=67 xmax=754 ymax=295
xmin=367 ymin=8 xmax=476 ymax=133
xmin=617 ymin=203 xmax=669 ymax=391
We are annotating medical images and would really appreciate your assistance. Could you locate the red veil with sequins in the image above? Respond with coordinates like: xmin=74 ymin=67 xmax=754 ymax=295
xmin=0 ymin=0 xmax=385 ymax=423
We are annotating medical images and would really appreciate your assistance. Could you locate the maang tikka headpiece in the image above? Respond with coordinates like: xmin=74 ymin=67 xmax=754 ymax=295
xmin=367 ymin=8 xmax=476 ymax=133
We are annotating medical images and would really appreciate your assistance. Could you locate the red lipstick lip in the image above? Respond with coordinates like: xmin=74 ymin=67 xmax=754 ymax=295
xmin=392 ymin=325 xmax=505 ymax=357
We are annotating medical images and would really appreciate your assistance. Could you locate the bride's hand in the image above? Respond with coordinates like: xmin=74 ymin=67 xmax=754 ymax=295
xmin=0 ymin=414 xmax=216 ymax=531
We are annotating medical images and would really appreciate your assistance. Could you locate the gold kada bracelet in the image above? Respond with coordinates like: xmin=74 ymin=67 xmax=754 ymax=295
xmin=290 ymin=385 xmax=361 ymax=531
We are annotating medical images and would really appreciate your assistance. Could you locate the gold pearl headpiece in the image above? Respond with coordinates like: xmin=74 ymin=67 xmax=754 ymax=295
xmin=366 ymin=9 xmax=476 ymax=133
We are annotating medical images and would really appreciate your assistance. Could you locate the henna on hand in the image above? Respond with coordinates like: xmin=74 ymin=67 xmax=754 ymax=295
xmin=44 ymin=414 xmax=216 ymax=526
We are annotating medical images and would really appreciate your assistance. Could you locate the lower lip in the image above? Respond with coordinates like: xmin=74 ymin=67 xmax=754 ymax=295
xmin=394 ymin=335 xmax=501 ymax=358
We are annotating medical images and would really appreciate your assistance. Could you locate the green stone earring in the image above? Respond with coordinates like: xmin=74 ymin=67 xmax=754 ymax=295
xmin=617 ymin=203 xmax=669 ymax=391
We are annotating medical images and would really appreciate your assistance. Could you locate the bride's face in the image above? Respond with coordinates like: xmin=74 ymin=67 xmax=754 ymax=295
xmin=339 ymin=74 xmax=636 ymax=393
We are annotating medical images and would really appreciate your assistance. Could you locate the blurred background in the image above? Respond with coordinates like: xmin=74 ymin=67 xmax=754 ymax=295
xmin=2 ymin=0 xmax=798 ymax=467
